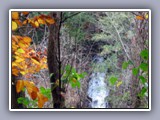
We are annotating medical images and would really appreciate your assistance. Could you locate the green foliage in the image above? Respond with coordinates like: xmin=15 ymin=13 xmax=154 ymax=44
xmin=138 ymin=87 xmax=147 ymax=97
xmin=109 ymin=76 xmax=118 ymax=86
xmin=63 ymin=12 xmax=95 ymax=42
xmin=139 ymin=63 xmax=148 ymax=72
xmin=132 ymin=68 xmax=139 ymax=76
xmin=139 ymin=76 xmax=147 ymax=85
xmin=40 ymin=87 xmax=51 ymax=99
xmin=62 ymin=64 xmax=87 ymax=89
xmin=17 ymin=97 xmax=30 ymax=107
xmin=122 ymin=62 xmax=129 ymax=69
xmin=140 ymin=49 xmax=148 ymax=60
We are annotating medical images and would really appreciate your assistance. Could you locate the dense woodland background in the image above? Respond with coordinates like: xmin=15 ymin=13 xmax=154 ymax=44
xmin=11 ymin=11 xmax=149 ymax=109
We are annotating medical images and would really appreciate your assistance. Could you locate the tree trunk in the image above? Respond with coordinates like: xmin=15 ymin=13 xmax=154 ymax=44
xmin=47 ymin=12 xmax=64 ymax=108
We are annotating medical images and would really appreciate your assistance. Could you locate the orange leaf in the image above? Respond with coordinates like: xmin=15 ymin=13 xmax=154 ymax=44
xmin=136 ymin=15 xmax=144 ymax=20
xmin=22 ymin=12 xmax=29 ymax=16
xmin=12 ymin=67 xmax=19 ymax=76
xmin=16 ymin=80 xmax=24 ymax=93
xmin=12 ymin=12 xmax=19 ymax=20
xmin=18 ymin=42 xmax=26 ymax=49
xmin=12 ymin=35 xmax=19 ymax=43
xmin=37 ymin=93 xmax=48 ymax=108
xmin=31 ymin=91 xmax=38 ymax=100
xmin=37 ymin=17 xmax=46 ymax=24
xmin=22 ymin=20 xmax=28 ymax=25
xmin=23 ymin=36 xmax=32 ymax=43
xmin=45 ymin=17 xmax=55 ymax=24
xmin=14 ymin=20 xmax=22 ymax=27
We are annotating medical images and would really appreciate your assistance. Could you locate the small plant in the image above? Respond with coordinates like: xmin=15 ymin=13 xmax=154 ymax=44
xmin=16 ymin=80 xmax=51 ymax=108
xmin=122 ymin=49 xmax=149 ymax=98
xmin=61 ymin=64 xmax=87 ymax=89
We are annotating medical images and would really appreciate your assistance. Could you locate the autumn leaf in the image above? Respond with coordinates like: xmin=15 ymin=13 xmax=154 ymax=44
xmin=16 ymin=80 xmax=24 ymax=93
xmin=15 ymin=56 xmax=24 ymax=63
xmin=20 ymin=71 xmax=26 ymax=75
xmin=31 ymin=58 xmax=40 ymax=65
xmin=12 ymin=12 xmax=19 ymax=20
xmin=14 ymin=20 xmax=22 ymax=27
xmin=136 ymin=15 xmax=144 ymax=20
xmin=45 ymin=17 xmax=55 ymax=24
xmin=23 ymin=36 xmax=32 ymax=44
xmin=22 ymin=12 xmax=29 ymax=16
xmin=16 ymin=48 xmax=25 ymax=53
xmin=12 ymin=35 xmax=19 ymax=43
xmin=35 ymin=21 xmax=39 ymax=28
xmin=145 ymin=13 xmax=148 ymax=19
xmin=37 ymin=17 xmax=46 ymax=24
xmin=22 ymin=20 xmax=28 ymax=25
xmin=37 ymin=93 xmax=48 ymax=108
xmin=12 ymin=21 xmax=18 ymax=31
xmin=31 ymin=91 xmax=38 ymax=100
xmin=116 ymin=81 xmax=123 ymax=88
xmin=12 ymin=67 xmax=19 ymax=76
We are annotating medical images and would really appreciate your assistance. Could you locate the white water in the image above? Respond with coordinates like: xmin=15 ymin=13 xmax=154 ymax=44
xmin=88 ymin=57 xmax=109 ymax=108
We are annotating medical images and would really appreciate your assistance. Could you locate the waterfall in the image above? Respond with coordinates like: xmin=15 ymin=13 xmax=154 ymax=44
xmin=87 ymin=57 xmax=109 ymax=108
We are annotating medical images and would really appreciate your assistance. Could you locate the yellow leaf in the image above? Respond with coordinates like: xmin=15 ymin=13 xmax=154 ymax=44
xmin=31 ymin=58 xmax=40 ymax=65
xmin=145 ymin=13 xmax=148 ymax=19
xmin=15 ymin=57 xmax=24 ymax=63
xmin=12 ymin=21 xmax=18 ymax=31
xmin=136 ymin=15 xmax=144 ymax=20
xmin=12 ymin=12 xmax=19 ymax=20
xmin=16 ymin=80 xmax=24 ymax=93
xmin=35 ymin=21 xmax=39 ymax=28
xmin=116 ymin=81 xmax=123 ymax=88
xmin=16 ymin=48 xmax=25 ymax=53
xmin=20 ymin=71 xmax=26 ymax=75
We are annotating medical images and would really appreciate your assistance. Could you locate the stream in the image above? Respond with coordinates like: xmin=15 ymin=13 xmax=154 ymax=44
xmin=88 ymin=57 xmax=109 ymax=108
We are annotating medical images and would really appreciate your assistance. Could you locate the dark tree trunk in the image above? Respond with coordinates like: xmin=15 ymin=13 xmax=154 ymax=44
xmin=47 ymin=12 xmax=64 ymax=108
xmin=11 ymin=75 xmax=23 ymax=109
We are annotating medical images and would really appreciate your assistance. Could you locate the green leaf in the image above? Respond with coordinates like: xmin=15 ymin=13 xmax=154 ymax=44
xmin=17 ymin=97 xmax=29 ymax=106
xmin=65 ymin=64 xmax=71 ymax=71
xmin=40 ymin=87 xmax=46 ymax=93
xmin=140 ymin=49 xmax=148 ymax=60
xmin=71 ymin=68 xmax=76 ymax=74
xmin=23 ymin=98 xmax=30 ymax=106
xmin=139 ymin=63 xmax=148 ymax=72
xmin=17 ymin=97 xmax=25 ymax=104
xmin=122 ymin=62 xmax=129 ymax=69
xmin=139 ymin=76 xmax=147 ymax=84
xmin=132 ymin=68 xmax=139 ymax=76
xmin=76 ymin=81 xmax=81 ymax=88
xmin=109 ymin=76 xmax=118 ymax=86
xmin=138 ymin=87 xmax=147 ymax=97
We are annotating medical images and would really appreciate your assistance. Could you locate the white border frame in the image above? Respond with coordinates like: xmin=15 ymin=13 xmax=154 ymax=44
xmin=9 ymin=9 xmax=151 ymax=111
